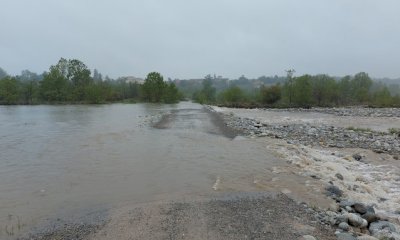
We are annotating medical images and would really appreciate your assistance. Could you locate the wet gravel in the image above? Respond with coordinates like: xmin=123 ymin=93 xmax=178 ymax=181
xmin=89 ymin=193 xmax=336 ymax=240
xmin=18 ymin=223 xmax=104 ymax=240
xmin=219 ymin=112 xmax=400 ymax=157
xmin=259 ymin=107 xmax=400 ymax=118
xmin=21 ymin=194 xmax=337 ymax=240
xmin=17 ymin=210 xmax=108 ymax=240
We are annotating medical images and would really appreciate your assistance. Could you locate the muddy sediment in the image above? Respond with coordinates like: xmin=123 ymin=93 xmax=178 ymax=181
xmin=153 ymin=107 xmax=241 ymax=138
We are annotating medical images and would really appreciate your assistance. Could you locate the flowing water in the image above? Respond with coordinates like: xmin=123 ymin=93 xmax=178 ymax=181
xmin=0 ymin=102 xmax=329 ymax=238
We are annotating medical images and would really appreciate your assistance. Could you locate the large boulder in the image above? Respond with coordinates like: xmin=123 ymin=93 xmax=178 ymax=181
xmin=369 ymin=221 xmax=400 ymax=240
xmin=348 ymin=213 xmax=368 ymax=228
xmin=361 ymin=212 xmax=379 ymax=224
xmin=369 ymin=221 xmax=397 ymax=234
xmin=352 ymin=203 xmax=367 ymax=214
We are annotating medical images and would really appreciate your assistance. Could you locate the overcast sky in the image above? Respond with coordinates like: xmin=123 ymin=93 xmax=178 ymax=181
xmin=1 ymin=0 xmax=400 ymax=79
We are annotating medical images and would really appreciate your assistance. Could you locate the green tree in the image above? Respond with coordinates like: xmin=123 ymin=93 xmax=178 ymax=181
xmin=16 ymin=70 xmax=41 ymax=104
xmin=292 ymin=75 xmax=313 ymax=107
xmin=20 ymin=79 xmax=40 ymax=104
xmin=141 ymin=72 xmax=166 ymax=102
xmin=0 ymin=77 xmax=19 ymax=104
xmin=40 ymin=62 xmax=70 ymax=102
xmin=219 ymin=86 xmax=246 ymax=103
xmin=194 ymin=75 xmax=216 ymax=104
xmin=352 ymin=72 xmax=372 ymax=103
xmin=259 ymin=84 xmax=282 ymax=105
xmin=372 ymin=86 xmax=392 ymax=107
xmin=311 ymin=75 xmax=338 ymax=106
xmin=39 ymin=58 xmax=95 ymax=102
xmin=67 ymin=59 xmax=92 ymax=101
xmin=338 ymin=76 xmax=353 ymax=105
xmin=85 ymin=83 xmax=104 ymax=103
xmin=163 ymin=82 xmax=182 ymax=103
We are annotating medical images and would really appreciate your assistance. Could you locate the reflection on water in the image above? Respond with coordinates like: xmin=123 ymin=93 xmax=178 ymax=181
xmin=0 ymin=102 xmax=326 ymax=238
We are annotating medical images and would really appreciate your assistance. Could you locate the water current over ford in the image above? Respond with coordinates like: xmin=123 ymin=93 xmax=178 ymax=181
xmin=0 ymin=102 xmax=324 ymax=238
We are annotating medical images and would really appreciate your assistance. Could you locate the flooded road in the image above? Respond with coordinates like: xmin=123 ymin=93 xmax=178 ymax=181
xmin=0 ymin=102 xmax=329 ymax=239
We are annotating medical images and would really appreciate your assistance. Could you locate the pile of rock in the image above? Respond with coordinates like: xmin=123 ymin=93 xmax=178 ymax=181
xmin=222 ymin=115 xmax=400 ymax=157
xmin=315 ymin=199 xmax=400 ymax=240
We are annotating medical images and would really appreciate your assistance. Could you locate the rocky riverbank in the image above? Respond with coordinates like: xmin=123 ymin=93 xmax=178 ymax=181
xmin=258 ymin=107 xmax=400 ymax=118
xmin=209 ymin=105 xmax=400 ymax=240
xmin=217 ymin=109 xmax=400 ymax=157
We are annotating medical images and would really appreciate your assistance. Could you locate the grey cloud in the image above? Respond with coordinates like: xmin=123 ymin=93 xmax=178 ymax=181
xmin=1 ymin=0 xmax=399 ymax=79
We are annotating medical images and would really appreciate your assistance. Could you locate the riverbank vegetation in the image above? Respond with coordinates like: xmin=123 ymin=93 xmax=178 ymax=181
xmin=0 ymin=59 xmax=182 ymax=105
xmin=189 ymin=72 xmax=400 ymax=108
xmin=2 ymin=61 xmax=400 ymax=108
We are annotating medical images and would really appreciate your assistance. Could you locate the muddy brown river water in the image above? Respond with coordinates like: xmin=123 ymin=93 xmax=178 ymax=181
xmin=0 ymin=102 xmax=331 ymax=239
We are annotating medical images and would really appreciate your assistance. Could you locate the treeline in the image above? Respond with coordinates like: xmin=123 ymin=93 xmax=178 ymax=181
xmin=174 ymin=74 xmax=285 ymax=98
xmin=0 ymin=59 xmax=182 ymax=105
xmin=193 ymin=72 xmax=400 ymax=108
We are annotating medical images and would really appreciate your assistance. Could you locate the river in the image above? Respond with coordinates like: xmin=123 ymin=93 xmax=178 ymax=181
xmin=0 ymin=102 xmax=329 ymax=239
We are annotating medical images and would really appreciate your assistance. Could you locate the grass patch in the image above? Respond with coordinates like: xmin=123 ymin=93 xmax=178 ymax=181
xmin=389 ymin=128 xmax=400 ymax=135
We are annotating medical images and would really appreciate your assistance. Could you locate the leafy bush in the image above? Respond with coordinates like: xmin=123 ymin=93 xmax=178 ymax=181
xmin=259 ymin=84 xmax=281 ymax=104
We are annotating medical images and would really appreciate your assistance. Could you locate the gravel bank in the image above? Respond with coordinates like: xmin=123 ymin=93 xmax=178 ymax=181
xmin=215 ymin=108 xmax=400 ymax=157
xmin=268 ymin=107 xmax=400 ymax=118
xmin=88 ymin=193 xmax=336 ymax=240
xmin=17 ymin=210 xmax=108 ymax=240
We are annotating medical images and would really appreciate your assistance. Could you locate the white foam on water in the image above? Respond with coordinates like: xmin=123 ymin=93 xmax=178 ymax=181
xmin=212 ymin=176 xmax=221 ymax=191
